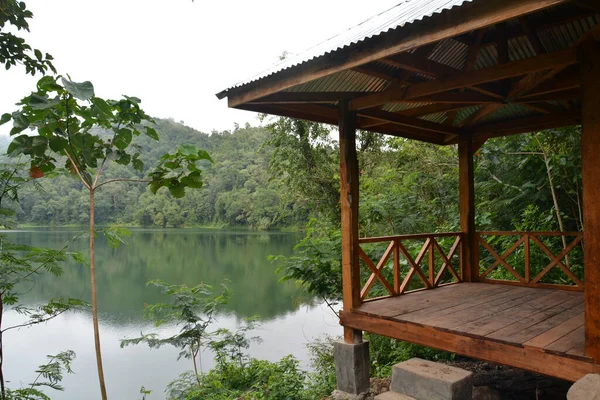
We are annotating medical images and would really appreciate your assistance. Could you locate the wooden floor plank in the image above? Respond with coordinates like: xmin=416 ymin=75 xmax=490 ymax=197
xmin=426 ymin=288 xmax=551 ymax=330
xmin=502 ymin=303 xmax=584 ymax=345
xmin=524 ymin=313 xmax=585 ymax=350
xmin=546 ymin=326 xmax=586 ymax=354
xmin=485 ymin=294 xmax=583 ymax=342
xmin=400 ymin=284 xmax=516 ymax=323
xmin=357 ymin=283 xmax=483 ymax=317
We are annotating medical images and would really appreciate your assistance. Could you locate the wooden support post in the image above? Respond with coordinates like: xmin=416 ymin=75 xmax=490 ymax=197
xmin=339 ymin=99 xmax=362 ymax=344
xmin=459 ymin=136 xmax=478 ymax=282
xmin=580 ymin=39 xmax=600 ymax=363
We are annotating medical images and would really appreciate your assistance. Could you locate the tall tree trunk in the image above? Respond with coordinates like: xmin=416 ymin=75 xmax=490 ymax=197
xmin=90 ymin=189 xmax=108 ymax=400
xmin=0 ymin=294 xmax=5 ymax=400
xmin=535 ymin=135 xmax=570 ymax=267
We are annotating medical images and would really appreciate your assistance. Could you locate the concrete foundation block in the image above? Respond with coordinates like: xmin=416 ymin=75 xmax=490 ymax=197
xmin=391 ymin=358 xmax=473 ymax=400
xmin=568 ymin=374 xmax=600 ymax=400
xmin=334 ymin=340 xmax=370 ymax=395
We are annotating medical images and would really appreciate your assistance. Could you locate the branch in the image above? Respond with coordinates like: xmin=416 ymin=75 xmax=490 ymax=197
xmin=2 ymin=308 xmax=69 ymax=334
xmin=488 ymin=172 xmax=524 ymax=192
xmin=95 ymin=178 xmax=151 ymax=189
xmin=64 ymin=152 xmax=91 ymax=190
xmin=92 ymin=123 xmax=121 ymax=188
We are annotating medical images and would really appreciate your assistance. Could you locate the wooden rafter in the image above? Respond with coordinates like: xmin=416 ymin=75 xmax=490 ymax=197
xmin=573 ymin=0 xmax=600 ymax=13
xmin=454 ymin=7 xmax=596 ymax=48
xmin=458 ymin=104 xmax=504 ymax=127
xmin=357 ymin=108 xmax=460 ymax=136
xmin=515 ymin=88 xmax=580 ymax=103
xmin=496 ymin=22 xmax=509 ymax=65
xmin=507 ymin=66 xmax=567 ymax=100
xmin=399 ymin=103 xmax=481 ymax=118
xmin=519 ymin=67 xmax=580 ymax=98
xmin=248 ymin=91 xmax=373 ymax=104
xmin=353 ymin=64 xmax=406 ymax=81
xmin=519 ymin=17 xmax=546 ymax=55
xmin=467 ymin=110 xmax=580 ymax=140
xmin=403 ymin=47 xmax=577 ymax=100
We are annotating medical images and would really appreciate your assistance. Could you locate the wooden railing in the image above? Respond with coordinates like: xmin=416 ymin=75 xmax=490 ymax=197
xmin=357 ymin=232 xmax=463 ymax=300
xmin=476 ymin=231 xmax=584 ymax=291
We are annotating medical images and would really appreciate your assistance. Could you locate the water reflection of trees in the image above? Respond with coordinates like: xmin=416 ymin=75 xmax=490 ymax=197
xmin=11 ymin=229 xmax=307 ymax=323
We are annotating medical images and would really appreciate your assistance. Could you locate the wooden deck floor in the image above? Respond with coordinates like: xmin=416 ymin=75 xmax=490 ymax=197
xmin=339 ymin=283 xmax=600 ymax=381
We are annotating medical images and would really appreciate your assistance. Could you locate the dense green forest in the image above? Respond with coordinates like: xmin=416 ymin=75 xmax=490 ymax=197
xmin=8 ymin=119 xmax=309 ymax=229
xmin=7 ymin=116 xmax=582 ymax=238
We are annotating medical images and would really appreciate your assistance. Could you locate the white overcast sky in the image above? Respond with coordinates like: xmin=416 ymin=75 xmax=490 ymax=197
xmin=1 ymin=0 xmax=400 ymax=134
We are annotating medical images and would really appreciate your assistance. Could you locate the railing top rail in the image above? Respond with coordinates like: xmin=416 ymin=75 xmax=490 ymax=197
xmin=359 ymin=232 xmax=463 ymax=244
xmin=477 ymin=231 xmax=583 ymax=237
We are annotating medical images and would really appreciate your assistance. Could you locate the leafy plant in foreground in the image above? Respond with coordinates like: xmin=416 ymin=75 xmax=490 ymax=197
xmin=1 ymin=76 xmax=212 ymax=399
xmin=121 ymin=280 xmax=230 ymax=381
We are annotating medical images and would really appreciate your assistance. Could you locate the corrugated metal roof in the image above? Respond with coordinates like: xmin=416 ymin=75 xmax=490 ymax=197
xmin=220 ymin=0 xmax=474 ymax=95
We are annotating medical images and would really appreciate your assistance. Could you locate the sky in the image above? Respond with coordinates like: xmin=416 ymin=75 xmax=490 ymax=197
xmin=1 ymin=0 xmax=401 ymax=135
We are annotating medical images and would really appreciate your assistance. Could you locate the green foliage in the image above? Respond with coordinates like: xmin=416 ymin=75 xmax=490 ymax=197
xmin=6 ymin=350 xmax=75 ymax=399
xmin=0 ymin=0 xmax=55 ymax=75
xmin=166 ymin=325 xmax=307 ymax=400
xmin=121 ymin=280 xmax=229 ymax=366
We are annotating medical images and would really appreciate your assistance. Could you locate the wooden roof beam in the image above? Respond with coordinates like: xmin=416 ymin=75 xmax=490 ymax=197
xmin=468 ymin=110 xmax=580 ymax=139
xmin=224 ymin=0 xmax=571 ymax=107
xmin=352 ymin=64 xmax=406 ymax=81
xmin=454 ymin=7 xmax=597 ymax=48
xmin=411 ymin=91 xmax=503 ymax=104
xmin=518 ymin=67 xmax=580 ymax=98
xmin=361 ymin=122 xmax=450 ymax=145
xmin=573 ymin=0 xmax=600 ymax=13
xmin=247 ymin=92 xmax=372 ymax=104
xmin=399 ymin=103 xmax=481 ymax=118
xmin=515 ymin=88 xmax=580 ymax=103
xmin=357 ymin=108 xmax=460 ymax=136
xmin=403 ymin=47 xmax=577 ymax=100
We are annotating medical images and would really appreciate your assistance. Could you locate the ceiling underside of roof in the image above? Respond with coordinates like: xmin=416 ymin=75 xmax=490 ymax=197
xmin=221 ymin=0 xmax=600 ymax=145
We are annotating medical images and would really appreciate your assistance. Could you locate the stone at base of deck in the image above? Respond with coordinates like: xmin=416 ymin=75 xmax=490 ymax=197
xmin=340 ymin=283 xmax=600 ymax=382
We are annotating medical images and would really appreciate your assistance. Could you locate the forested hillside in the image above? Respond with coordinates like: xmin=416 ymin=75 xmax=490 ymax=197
xmin=7 ymin=116 xmax=582 ymax=236
xmin=10 ymin=119 xmax=309 ymax=229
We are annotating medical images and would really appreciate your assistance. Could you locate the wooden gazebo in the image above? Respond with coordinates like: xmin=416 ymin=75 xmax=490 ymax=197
xmin=217 ymin=0 xmax=600 ymax=384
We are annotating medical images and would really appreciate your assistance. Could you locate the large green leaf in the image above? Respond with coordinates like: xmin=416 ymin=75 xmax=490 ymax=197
xmin=0 ymin=113 xmax=11 ymax=126
xmin=37 ymin=76 xmax=62 ymax=92
xmin=181 ymin=171 xmax=204 ymax=189
xmin=145 ymin=127 xmax=159 ymax=141
xmin=61 ymin=78 xmax=94 ymax=101
xmin=29 ymin=94 xmax=61 ymax=110
xmin=10 ymin=111 xmax=29 ymax=135
xmin=7 ymin=135 xmax=32 ymax=155
xmin=114 ymin=128 xmax=133 ymax=150
xmin=91 ymin=97 xmax=113 ymax=120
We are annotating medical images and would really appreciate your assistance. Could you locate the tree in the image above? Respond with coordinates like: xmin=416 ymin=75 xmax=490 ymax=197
xmin=1 ymin=76 xmax=211 ymax=399
xmin=0 ymin=0 xmax=55 ymax=75
xmin=0 ymin=162 xmax=85 ymax=400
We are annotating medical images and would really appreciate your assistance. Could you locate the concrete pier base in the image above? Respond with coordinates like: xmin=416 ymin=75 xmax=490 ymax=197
xmin=568 ymin=374 xmax=600 ymax=400
xmin=334 ymin=340 xmax=370 ymax=395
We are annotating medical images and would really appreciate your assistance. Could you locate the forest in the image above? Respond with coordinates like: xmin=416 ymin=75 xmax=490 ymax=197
xmin=7 ymin=116 xmax=582 ymax=238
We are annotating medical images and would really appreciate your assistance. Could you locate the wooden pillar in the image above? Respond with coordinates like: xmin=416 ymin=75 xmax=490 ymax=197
xmin=458 ymin=136 xmax=478 ymax=282
xmin=339 ymin=99 xmax=362 ymax=344
xmin=580 ymin=38 xmax=600 ymax=363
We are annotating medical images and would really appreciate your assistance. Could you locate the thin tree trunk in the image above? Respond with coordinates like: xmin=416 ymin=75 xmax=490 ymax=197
xmin=535 ymin=135 xmax=570 ymax=266
xmin=90 ymin=189 xmax=108 ymax=400
xmin=0 ymin=294 xmax=5 ymax=400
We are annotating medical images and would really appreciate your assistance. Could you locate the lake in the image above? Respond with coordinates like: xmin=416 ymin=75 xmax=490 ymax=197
xmin=3 ymin=228 xmax=341 ymax=399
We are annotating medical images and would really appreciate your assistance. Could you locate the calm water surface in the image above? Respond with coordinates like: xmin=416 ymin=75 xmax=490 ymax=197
xmin=3 ymin=228 xmax=340 ymax=399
